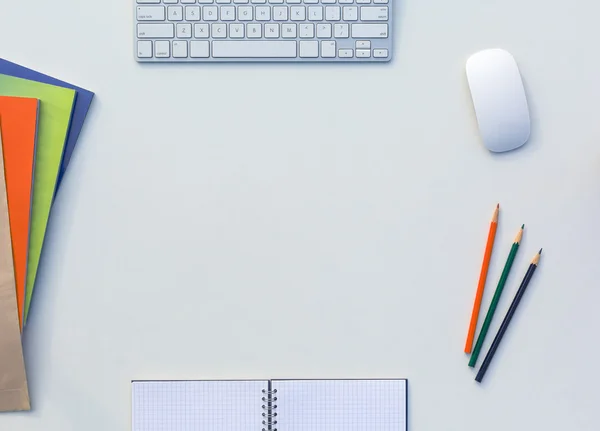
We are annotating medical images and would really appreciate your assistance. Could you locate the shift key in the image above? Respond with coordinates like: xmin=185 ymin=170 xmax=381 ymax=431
xmin=351 ymin=24 xmax=388 ymax=38
xmin=138 ymin=23 xmax=174 ymax=38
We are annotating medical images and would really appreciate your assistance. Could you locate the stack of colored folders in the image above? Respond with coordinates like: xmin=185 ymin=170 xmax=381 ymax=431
xmin=0 ymin=58 xmax=94 ymax=413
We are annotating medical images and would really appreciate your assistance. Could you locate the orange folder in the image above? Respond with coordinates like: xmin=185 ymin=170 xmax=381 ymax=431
xmin=0 ymin=96 xmax=39 ymax=330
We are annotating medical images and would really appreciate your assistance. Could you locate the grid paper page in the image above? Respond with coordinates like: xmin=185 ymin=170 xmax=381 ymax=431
xmin=272 ymin=379 xmax=407 ymax=431
xmin=132 ymin=380 xmax=267 ymax=431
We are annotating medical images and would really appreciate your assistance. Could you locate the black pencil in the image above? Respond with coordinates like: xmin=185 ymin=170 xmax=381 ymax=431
xmin=475 ymin=249 xmax=542 ymax=383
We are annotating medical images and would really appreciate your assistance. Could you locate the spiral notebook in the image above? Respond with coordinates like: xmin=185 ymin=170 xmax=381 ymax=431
xmin=132 ymin=379 xmax=407 ymax=431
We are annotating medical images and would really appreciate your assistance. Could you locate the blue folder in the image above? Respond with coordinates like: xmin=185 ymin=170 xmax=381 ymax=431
xmin=0 ymin=58 xmax=94 ymax=193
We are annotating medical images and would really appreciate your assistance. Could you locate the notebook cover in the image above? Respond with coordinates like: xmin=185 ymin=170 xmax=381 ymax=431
xmin=0 ymin=128 xmax=30 ymax=412
xmin=0 ymin=74 xmax=76 ymax=324
xmin=0 ymin=58 xmax=94 ymax=191
xmin=0 ymin=97 xmax=39 ymax=331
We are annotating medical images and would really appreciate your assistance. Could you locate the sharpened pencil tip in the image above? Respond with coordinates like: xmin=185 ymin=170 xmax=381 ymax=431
xmin=521 ymin=224 xmax=525 ymax=229
xmin=539 ymin=248 xmax=543 ymax=254
xmin=497 ymin=203 xmax=500 ymax=209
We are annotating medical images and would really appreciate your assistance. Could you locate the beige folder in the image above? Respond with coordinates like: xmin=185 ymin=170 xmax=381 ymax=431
xmin=0 ymin=124 xmax=30 ymax=412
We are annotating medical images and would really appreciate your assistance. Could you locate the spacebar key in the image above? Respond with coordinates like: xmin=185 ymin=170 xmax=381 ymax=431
xmin=212 ymin=41 xmax=297 ymax=58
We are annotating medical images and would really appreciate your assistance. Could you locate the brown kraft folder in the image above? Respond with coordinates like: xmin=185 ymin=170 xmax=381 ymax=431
xmin=0 ymin=124 xmax=30 ymax=412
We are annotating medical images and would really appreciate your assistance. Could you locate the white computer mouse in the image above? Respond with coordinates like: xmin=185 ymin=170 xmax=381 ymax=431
xmin=466 ymin=49 xmax=531 ymax=153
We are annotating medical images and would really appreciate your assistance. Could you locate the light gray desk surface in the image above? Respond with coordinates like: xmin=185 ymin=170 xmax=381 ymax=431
xmin=1 ymin=0 xmax=599 ymax=430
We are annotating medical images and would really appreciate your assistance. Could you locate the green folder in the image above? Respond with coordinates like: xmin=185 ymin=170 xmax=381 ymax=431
xmin=0 ymin=73 xmax=76 ymax=323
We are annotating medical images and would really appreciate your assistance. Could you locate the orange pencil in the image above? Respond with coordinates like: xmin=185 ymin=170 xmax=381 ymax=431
xmin=464 ymin=204 xmax=499 ymax=353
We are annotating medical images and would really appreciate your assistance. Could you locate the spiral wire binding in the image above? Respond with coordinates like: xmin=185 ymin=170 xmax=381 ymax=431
xmin=261 ymin=388 xmax=278 ymax=431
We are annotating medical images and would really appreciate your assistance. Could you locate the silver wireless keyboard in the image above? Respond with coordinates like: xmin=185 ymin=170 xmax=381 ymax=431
xmin=134 ymin=0 xmax=392 ymax=63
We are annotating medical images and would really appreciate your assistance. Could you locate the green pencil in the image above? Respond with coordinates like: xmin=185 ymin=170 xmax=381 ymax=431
xmin=468 ymin=224 xmax=524 ymax=368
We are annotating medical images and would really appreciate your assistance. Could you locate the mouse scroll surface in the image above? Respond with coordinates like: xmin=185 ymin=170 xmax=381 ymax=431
xmin=466 ymin=49 xmax=531 ymax=153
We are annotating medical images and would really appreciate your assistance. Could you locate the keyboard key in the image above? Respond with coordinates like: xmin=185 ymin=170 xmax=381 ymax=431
xmin=334 ymin=23 xmax=349 ymax=38
xmin=342 ymin=6 xmax=358 ymax=21
xmin=339 ymin=48 xmax=353 ymax=57
xmin=299 ymin=41 xmax=318 ymax=58
xmin=256 ymin=6 xmax=271 ymax=20
xmin=173 ymin=40 xmax=188 ymax=58
xmin=265 ymin=23 xmax=280 ymax=38
xmin=247 ymin=23 xmax=262 ymax=37
xmin=356 ymin=40 xmax=370 ymax=49
xmin=325 ymin=6 xmax=340 ymax=21
xmin=194 ymin=23 xmax=210 ymax=37
xmin=356 ymin=49 xmax=371 ymax=58
xmin=203 ymin=6 xmax=218 ymax=20
xmin=351 ymin=23 xmax=388 ymax=38
xmin=137 ymin=6 xmax=165 ymax=21
xmin=290 ymin=6 xmax=306 ymax=20
xmin=191 ymin=41 xmax=210 ymax=57
xmin=137 ymin=41 xmax=152 ymax=58
xmin=177 ymin=23 xmax=192 ymax=38
xmin=373 ymin=48 xmax=388 ymax=58
xmin=273 ymin=6 xmax=288 ymax=20
xmin=239 ymin=6 xmax=253 ymax=20
xmin=186 ymin=6 xmax=200 ymax=20
xmin=308 ymin=6 xmax=323 ymax=21
xmin=212 ymin=41 xmax=297 ymax=57
xmin=299 ymin=23 xmax=314 ymax=38
xmin=167 ymin=6 xmax=183 ymax=21
xmin=360 ymin=6 xmax=388 ymax=21
xmin=212 ymin=23 xmax=227 ymax=37
xmin=221 ymin=6 xmax=236 ymax=20
xmin=230 ymin=23 xmax=245 ymax=37
xmin=316 ymin=23 xmax=331 ymax=38
xmin=155 ymin=40 xmax=170 ymax=57
xmin=282 ymin=23 xmax=297 ymax=38
xmin=137 ymin=0 xmax=161 ymax=3
xmin=321 ymin=40 xmax=336 ymax=58
xmin=138 ymin=23 xmax=174 ymax=38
